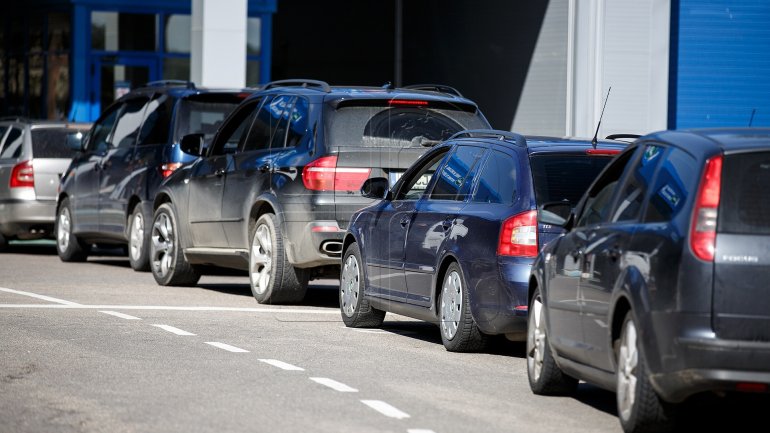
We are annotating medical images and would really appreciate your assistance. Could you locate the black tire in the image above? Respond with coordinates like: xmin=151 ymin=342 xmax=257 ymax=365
xmin=128 ymin=206 xmax=151 ymax=272
xmin=55 ymin=197 xmax=91 ymax=262
xmin=339 ymin=242 xmax=385 ymax=328
xmin=526 ymin=287 xmax=579 ymax=395
xmin=248 ymin=213 xmax=309 ymax=304
xmin=438 ymin=262 xmax=488 ymax=352
xmin=150 ymin=203 xmax=200 ymax=286
xmin=616 ymin=312 xmax=678 ymax=433
xmin=0 ymin=233 xmax=8 ymax=252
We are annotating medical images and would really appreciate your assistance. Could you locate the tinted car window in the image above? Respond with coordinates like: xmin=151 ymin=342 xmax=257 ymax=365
xmin=242 ymin=96 xmax=278 ymax=152
xmin=88 ymin=104 xmax=121 ymax=153
xmin=138 ymin=94 xmax=173 ymax=145
xmin=611 ymin=145 xmax=664 ymax=222
xmin=472 ymin=150 xmax=517 ymax=205
xmin=530 ymin=154 xmax=614 ymax=207
xmin=286 ymin=97 xmax=309 ymax=148
xmin=431 ymin=145 xmax=485 ymax=201
xmin=326 ymin=106 xmax=488 ymax=148
xmin=269 ymin=95 xmax=295 ymax=149
xmin=173 ymin=96 xmax=242 ymax=145
xmin=30 ymin=128 xmax=84 ymax=158
xmin=0 ymin=127 xmax=25 ymax=159
xmin=111 ymin=98 xmax=148 ymax=148
xmin=576 ymin=148 xmax=637 ymax=227
xmin=644 ymin=147 xmax=695 ymax=223
xmin=211 ymin=99 xmax=262 ymax=155
xmin=719 ymin=151 xmax=770 ymax=234
xmin=398 ymin=150 xmax=448 ymax=200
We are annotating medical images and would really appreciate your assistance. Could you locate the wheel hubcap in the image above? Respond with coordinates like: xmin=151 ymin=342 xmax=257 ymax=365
xmin=130 ymin=212 xmax=144 ymax=261
xmin=527 ymin=296 xmax=546 ymax=382
xmin=340 ymin=254 xmax=360 ymax=317
xmin=57 ymin=207 xmax=71 ymax=252
xmin=617 ymin=319 xmax=639 ymax=421
xmin=440 ymin=270 xmax=462 ymax=340
xmin=151 ymin=213 xmax=174 ymax=278
xmin=250 ymin=224 xmax=273 ymax=294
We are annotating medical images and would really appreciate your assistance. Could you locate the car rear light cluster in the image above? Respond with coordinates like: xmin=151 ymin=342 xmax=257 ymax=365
xmin=690 ymin=155 xmax=722 ymax=261
xmin=160 ymin=162 xmax=183 ymax=178
xmin=9 ymin=160 xmax=34 ymax=188
xmin=498 ymin=210 xmax=538 ymax=257
xmin=302 ymin=156 xmax=371 ymax=191
xmin=388 ymin=99 xmax=428 ymax=107
xmin=585 ymin=149 xmax=621 ymax=155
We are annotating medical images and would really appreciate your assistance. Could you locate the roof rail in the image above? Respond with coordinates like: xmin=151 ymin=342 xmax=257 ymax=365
xmin=264 ymin=79 xmax=332 ymax=93
xmin=605 ymin=133 xmax=640 ymax=141
xmin=145 ymin=80 xmax=196 ymax=89
xmin=448 ymin=129 xmax=526 ymax=146
xmin=402 ymin=84 xmax=463 ymax=97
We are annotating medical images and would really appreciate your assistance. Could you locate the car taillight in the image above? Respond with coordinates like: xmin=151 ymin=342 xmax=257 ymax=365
xmin=498 ymin=210 xmax=538 ymax=257
xmin=160 ymin=162 xmax=183 ymax=178
xmin=302 ymin=156 xmax=371 ymax=191
xmin=388 ymin=99 xmax=429 ymax=107
xmin=690 ymin=155 xmax=722 ymax=261
xmin=585 ymin=149 xmax=621 ymax=155
xmin=10 ymin=160 xmax=34 ymax=188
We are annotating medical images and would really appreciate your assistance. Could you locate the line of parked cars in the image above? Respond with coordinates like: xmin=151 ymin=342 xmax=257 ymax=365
xmin=3 ymin=79 xmax=768 ymax=433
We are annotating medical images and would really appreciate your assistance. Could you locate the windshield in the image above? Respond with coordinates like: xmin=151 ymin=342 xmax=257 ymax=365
xmin=719 ymin=151 xmax=770 ymax=235
xmin=31 ymin=128 xmax=86 ymax=158
xmin=530 ymin=154 xmax=615 ymax=207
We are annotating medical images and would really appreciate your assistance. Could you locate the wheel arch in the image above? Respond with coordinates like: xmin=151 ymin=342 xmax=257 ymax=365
xmin=433 ymin=253 xmax=460 ymax=313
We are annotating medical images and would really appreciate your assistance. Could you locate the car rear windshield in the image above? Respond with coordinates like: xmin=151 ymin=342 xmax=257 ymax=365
xmin=326 ymin=105 xmax=489 ymax=148
xmin=719 ymin=151 xmax=770 ymax=235
xmin=30 ymin=128 xmax=85 ymax=158
xmin=173 ymin=96 xmax=243 ymax=143
xmin=530 ymin=154 xmax=614 ymax=207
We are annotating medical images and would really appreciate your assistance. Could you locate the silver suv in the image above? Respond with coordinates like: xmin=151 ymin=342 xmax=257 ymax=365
xmin=0 ymin=118 xmax=90 ymax=251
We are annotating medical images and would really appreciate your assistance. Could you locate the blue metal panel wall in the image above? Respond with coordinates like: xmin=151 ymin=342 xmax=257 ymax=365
xmin=674 ymin=0 xmax=770 ymax=128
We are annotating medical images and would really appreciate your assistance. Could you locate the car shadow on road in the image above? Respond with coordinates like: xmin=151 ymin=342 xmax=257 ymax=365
xmin=4 ymin=240 xmax=58 ymax=255
xmin=193 ymin=280 xmax=342 ymax=307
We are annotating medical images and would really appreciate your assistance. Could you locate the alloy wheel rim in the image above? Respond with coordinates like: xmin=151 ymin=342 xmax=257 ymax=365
xmin=151 ymin=213 xmax=174 ymax=278
xmin=440 ymin=270 xmax=462 ymax=340
xmin=57 ymin=207 xmax=71 ymax=252
xmin=617 ymin=318 xmax=639 ymax=421
xmin=130 ymin=212 xmax=144 ymax=261
xmin=250 ymin=224 xmax=273 ymax=295
xmin=340 ymin=254 xmax=360 ymax=317
xmin=527 ymin=296 xmax=546 ymax=382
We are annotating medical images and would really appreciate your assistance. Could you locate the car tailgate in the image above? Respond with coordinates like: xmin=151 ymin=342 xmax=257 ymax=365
xmin=32 ymin=158 xmax=72 ymax=200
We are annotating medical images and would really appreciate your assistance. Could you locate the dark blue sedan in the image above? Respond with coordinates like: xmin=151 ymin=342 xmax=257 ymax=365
xmin=339 ymin=129 xmax=626 ymax=351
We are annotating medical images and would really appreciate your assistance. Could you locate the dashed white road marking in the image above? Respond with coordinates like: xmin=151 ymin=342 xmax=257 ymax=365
xmin=152 ymin=324 xmax=196 ymax=336
xmin=309 ymin=377 xmax=358 ymax=392
xmin=0 ymin=287 xmax=82 ymax=306
xmin=361 ymin=400 xmax=411 ymax=419
xmin=258 ymin=359 xmax=305 ymax=371
xmin=0 ymin=304 xmax=337 ymax=314
xmin=407 ymin=429 xmax=437 ymax=433
xmin=99 ymin=310 xmax=141 ymax=320
xmin=205 ymin=342 xmax=249 ymax=353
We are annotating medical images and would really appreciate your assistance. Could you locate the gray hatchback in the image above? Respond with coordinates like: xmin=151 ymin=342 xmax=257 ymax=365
xmin=0 ymin=118 xmax=89 ymax=250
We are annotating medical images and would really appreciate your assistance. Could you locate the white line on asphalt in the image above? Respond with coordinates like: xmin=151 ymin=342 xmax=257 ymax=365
xmin=258 ymin=359 xmax=305 ymax=371
xmin=407 ymin=430 xmax=437 ymax=433
xmin=0 ymin=287 xmax=82 ymax=306
xmin=0 ymin=304 xmax=337 ymax=314
xmin=99 ymin=310 xmax=141 ymax=320
xmin=152 ymin=324 xmax=196 ymax=336
xmin=205 ymin=342 xmax=249 ymax=353
xmin=360 ymin=400 xmax=411 ymax=419
xmin=309 ymin=377 xmax=358 ymax=392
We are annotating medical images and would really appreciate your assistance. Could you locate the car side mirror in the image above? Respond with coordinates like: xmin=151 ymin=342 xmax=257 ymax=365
xmin=67 ymin=131 xmax=86 ymax=152
xmin=538 ymin=201 xmax=572 ymax=227
xmin=180 ymin=133 xmax=205 ymax=156
xmin=361 ymin=177 xmax=391 ymax=200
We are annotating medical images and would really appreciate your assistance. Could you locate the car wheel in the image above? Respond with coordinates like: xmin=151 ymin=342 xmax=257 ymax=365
xmin=249 ymin=213 xmax=309 ymax=304
xmin=55 ymin=198 xmax=91 ymax=262
xmin=527 ymin=287 xmax=578 ymax=395
xmin=339 ymin=242 xmax=385 ymax=328
xmin=616 ymin=312 xmax=677 ymax=433
xmin=150 ymin=203 xmax=200 ymax=286
xmin=439 ymin=262 xmax=488 ymax=352
xmin=128 ymin=206 xmax=150 ymax=272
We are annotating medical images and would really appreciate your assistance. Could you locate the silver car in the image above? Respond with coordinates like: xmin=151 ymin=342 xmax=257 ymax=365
xmin=0 ymin=118 xmax=90 ymax=250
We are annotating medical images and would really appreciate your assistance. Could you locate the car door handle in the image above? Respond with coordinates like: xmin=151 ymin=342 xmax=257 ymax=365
xmin=214 ymin=168 xmax=226 ymax=176
xmin=258 ymin=163 xmax=271 ymax=173
xmin=400 ymin=216 xmax=410 ymax=227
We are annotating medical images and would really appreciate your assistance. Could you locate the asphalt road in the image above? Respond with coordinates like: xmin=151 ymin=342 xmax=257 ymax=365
xmin=0 ymin=242 xmax=765 ymax=433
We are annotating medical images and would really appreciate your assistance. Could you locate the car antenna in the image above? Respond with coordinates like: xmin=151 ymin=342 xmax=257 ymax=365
xmin=749 ymin=108 xmax=756 ymax=127
xmin=591 ymin=86 xmax=612 ymax=149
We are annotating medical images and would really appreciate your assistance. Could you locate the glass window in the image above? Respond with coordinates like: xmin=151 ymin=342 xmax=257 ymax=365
xmin=30 ymin=128 xmax=84 ymax=159
xmin=473 ymin=150 xmax=517 ymax=205
xmin=644 ymin=148 xmax=695 ymax=224
xmin=718 ymin=151 xmax=770 ymax=234
xmin=247 ymin=17 xmax=261 ymax=55
xmin=246 ymin=60 xmax=260 ymax=87
xmin=87 ymin=104 xmax=121 ymax=153
xmin=270 ymin=96 xmax=295 ymax=148
xmin=243 ymin=96 xmax=293 ymax=152
xmin=398 ymin=150 xmax=448 ymax=201
xmin=286 ymin=97 xmax=309 ymax=148
xmin=138 ymin=95 xmax=174 ymax=145
xmin=111 ymin=98 xmax=148 ymax=148
xmin=0 ymin=128 xmax=25 ymax=159
xmin=576 ymin=148 xmax=637 ymax=227
xmin=48 ymin=13 xmax=71 ymax=52
xmin=211 ymin=100 xmax=261 ymax=155
xmin=173 ymin=93 xmax=246 ymax=143
xmin=165 ymin=15 xmax=191 ymax=53
xmin=431 ymin=145 xmax=485 ymax=201
xmin=163 ymin=57 xmax=190 ymax=81
xmin=92 ymin=12 xmax=156 ymax=51
xmin=531 ymin=154 xmax=616 ymax=208
xmin=611 ymin=145 xmax=664 ymax=222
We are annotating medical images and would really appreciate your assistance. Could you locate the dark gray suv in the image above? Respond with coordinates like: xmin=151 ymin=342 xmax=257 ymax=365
xmin=528 ymin=128 xmax=770 ymax=433
xmin=150 ymin=80 xmax=490 ymax=303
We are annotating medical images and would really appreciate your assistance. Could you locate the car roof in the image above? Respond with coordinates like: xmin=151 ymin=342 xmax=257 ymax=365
xmin=447 ymin=131 xmax=628 ymax=154
xmin=0 ymin=118 xmax=91 ymax=129
xmin=645 ymin=128 xmax=770 ymax=153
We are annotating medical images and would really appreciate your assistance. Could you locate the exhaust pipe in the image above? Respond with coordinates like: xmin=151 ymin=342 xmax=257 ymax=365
xmin=320 ymin=241 xmax=343 ymax=256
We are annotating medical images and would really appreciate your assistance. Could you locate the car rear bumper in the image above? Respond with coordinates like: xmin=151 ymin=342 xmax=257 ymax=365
xmin=471 ymin=256 xmax=532 ymax=336
xmin=282 ymin=220 xmax=344 ymax=269
xmin=0 ymin=198 xmax=56 ymax=238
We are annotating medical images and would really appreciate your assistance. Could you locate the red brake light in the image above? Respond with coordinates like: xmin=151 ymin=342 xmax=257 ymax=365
xmin=388 ymin=99 xmax=428 ymax=106
xmin=498 ymin=210 xmax=538 ymax=257
xmin=160 ymin=162 xmax=183 ymax=178
xmin=302 ymin=156 xmax=371 ymax=192
xmin=585 ymin=149 xmax=621 ymax=155
xmin=10 ymin=160 xmax=34 ymax=188
xmin=690 ymin=155 xmax=722 ymax=261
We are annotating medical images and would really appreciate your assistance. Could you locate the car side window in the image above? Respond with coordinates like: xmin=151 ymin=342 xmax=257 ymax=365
xmin=110 ymin=98 xmax=149 ymax=149
xmin=576 ymin=147 xmax=637 ymax=227
xmin=241 ymin=96 xmax=277 ymax=152
xmin=644 ymin=147 xmax=696 ymax=223
xmin=397 ymin=149 xmax=449 ymax=201
xmin=472 ymin=150 xmax=517 ymax=205
xmin=269 ymin=96 xmax=295 ymax=149
xmin=0 ymin=127 xmax=25 ymax=159
xmin=138 ymin=94 xmax=173 ymax=146
xmin=611 ymin=144 xmax=665 ymax=222
xmin=86 ymin=103 xmax=122 ymax=154
xmin=430 ymin=145 xmax=485 ymax=201
xmin=210 ymin=99 xmax=262 ymax=156
xmin=285 ymin=97 xmax=309 ymax=148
